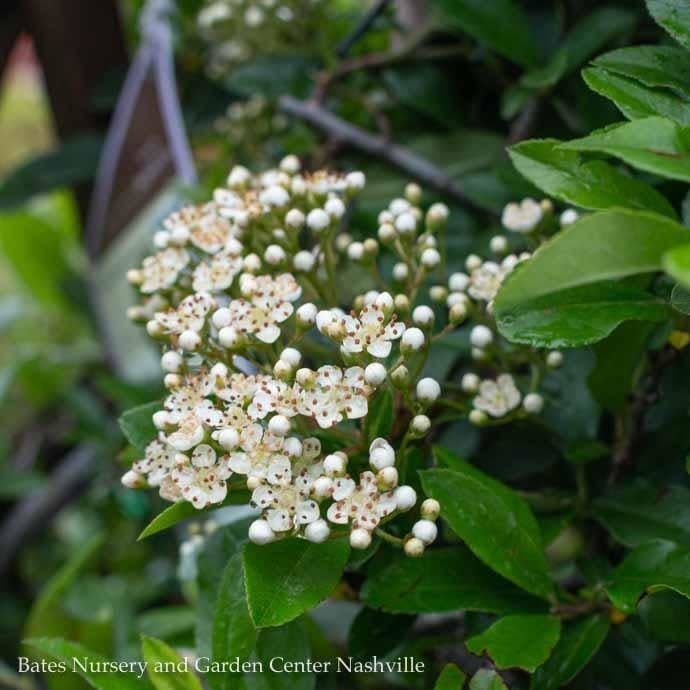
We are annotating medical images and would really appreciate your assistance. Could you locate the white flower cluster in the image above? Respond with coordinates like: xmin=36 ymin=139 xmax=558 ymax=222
xmin=427 ymin=198 xmax=576 ymax=425
xmin=197 ymin=0 xmax=326 ymax=77
xmin=123 ymin=160 xmax=445 ymax=553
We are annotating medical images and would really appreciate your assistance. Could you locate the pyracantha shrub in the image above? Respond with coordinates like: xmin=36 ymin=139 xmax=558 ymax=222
xmin=122 ymin=156 xmax=574 ymax=557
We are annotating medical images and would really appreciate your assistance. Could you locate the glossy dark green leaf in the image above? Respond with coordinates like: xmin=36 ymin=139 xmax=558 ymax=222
xmin=670 ymin=283 xmax=690 ymax=313
xmin=422 ymin=452 xmax=553 ymax=598
xmin=211 ymin=554 xmax=256 ymax=690
xmin=434 ymin=663 xmax=467 ymax=690
xmin=588 ymin=321 xmax=652 ymax=411
xmin=583 ymin=66 xmax=690 ymax=125
xmin=495 ymin=211 xmax=689 ymax=338
xmin=592 ymin=45 xmax=690 ymax=97
xmin=664 ymin=242 xmax=690 ymax=288
xmin=119 ymin=401 xmax=161 ymax=453
xmin=531 ymin=615 xmax=610 ymax=690
xmin=137 ymin=607 xmax=196 ymax=640
xmin=347 ymin=608 xmax=414 ymax=660
xmin=638 ymin=590 xmax=690 ymax=643
xmin=561 ymin=117 xmax=690 ymax=182
xmin=142 ymin=636 xmax=202 ymax=690
xmin=646 ymin=0 xmax=690 ymax=49
xmin=246 ymin=621 xmax=314 ymax=690
xmin=138 ymin=491 xmax=249 ymax=540
xmin=508 ymin=139 xmax=675 ymax=216
xmin=361 ymin=547 xmax=546 ymax=615
xmin=25 ymin=638 xmax=148 ymax=690
xmin=495 ymin=281 xmax=667 ymax=348
xmin=522 ymin=7 xmax=635 ymax=89
xmin=469 ymin=669 xmax=508 ymax=690
xmin=433 ymin=0 xmax=537 ymax=67
xmin=243 ymin=538 xmax=349 ymax=628
xmin=0 ymin=135 xmax=102 ymax=209
xmin=466 ymin=614 xmax=561 ymax=672
xmin=606 ymin=540 xmax=690 ymax=613
xmin=592 ymin=483 xmax=690 ymax=548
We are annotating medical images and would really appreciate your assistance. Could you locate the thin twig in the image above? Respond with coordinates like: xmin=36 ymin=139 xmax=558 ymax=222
xmin=0 ymin=443 xmax=99 ymax=574
xmin=279 ymin=95 xmax=482 ymax=210
xmin=336 ymin=0 xmax=393 ymax=58
xmin=508 ymin=96 xmax=543 ymax=144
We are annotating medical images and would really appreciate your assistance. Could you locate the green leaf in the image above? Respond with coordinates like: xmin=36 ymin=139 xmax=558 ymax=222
xmin=119 ymin=401 xmax=161 ymax=453
xmin=646 ymin=0 xmax=690 ymax=49
xmin=508 ymin=139 xmax=676 ymax=216
xmin=138 ymin=491 xmax=250 ymax=540
xmin=638 ymin=590 xmax=690 ymax=643
xmin=225 ymin=56 xmax=316 ymax=98
xmin=605 ymin=540 xmax=690 ymax=613
xmin=560 ymin=117 xmax=690 ymax=182
xmin=522 ymin=7 xmax=636 ymax=89
xmin=422 ymin=452 xmax=553 ymax=598
xmin=670 ymin=283 xmax=690 ymax=313
xmin=0 ymin=212 xmax=75 ymax=308
xmin=469 ymin=669 xmax=508 ymax=690
xmin=592 ymin=45 xmax=690 ymax=98
xmin=362 ymin=547 xmax=546 ymax=615
xmin=0 ymin=135 xmax=102 ymax=209
xmin=583 ymin=66 xmax=690 ymax=125
xmin=588 ymin=321 xmax=652 ymax=412
xmin=592 ymin=483 xmax=690 ymax=548
xmin=495 ymin=210 xmax=689 ymax=343
xmin=466 ymin=614 xmax=561 ymax=672
xmin=434 ymin=663 xmax=467 ymax=690
xmin=664 ymin=242 xmax=690 ymax=288
xmin=243 ymin=538 xmax=350 ymax=628
xmin=366 ymin=388 xmax=393 ymax=444
xmin=142 ymin=636 xmax=202 ymax=690
xmin=25 ymin=638 xmax=148 ymax=690
xmin=347 ymin=608 xmax=415 ymax=660
xmin=531 ymin=615 xmax=609 ymax=690
xmin=211 ymin=554 xmax=256 ymax=690
xmin=433 ymin=0 xmax=538 ymax=68
xmin=246 ymin=621 xmax=315 ymax=690
xmin=495 ymin=281 xmax=667 ymax=348
xmin=137 ymin=607 xmax=196 ymax=640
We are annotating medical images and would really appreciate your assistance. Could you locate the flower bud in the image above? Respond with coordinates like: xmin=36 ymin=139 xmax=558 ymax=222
xmin=312 ymin=476 xmax=333 ymax=498
xmin=420 ymin=498 xmax=441 ymax=520
xmin=426 ymin=202 xmax=449 ymax=231
xmin=465 ymin=254 xmax=482 ymax=272
xmin=470 ymin=325 xmax=493 ymax=348
xmin=469 ymin=409 xmax=488 ymax=426
xmin=489 ymin=235 xmax=508 ymax=255
xmin=404 ymin=182 xmax=422 ymax=205
xmin=248 ymin=519 xmax=276 ymax=545
xmin=394 ymin=294 xmax=410 ymax=316
xmin=364 ymin=362 xmax=387 ymax=386
xmin=152 ymin=410 xmax=170 ymax=429
xmin=325 ymin=197 xmax=346 ymax=219
xmin=449 ymin=302 xmax=467 ymax=324
xmin=378 ymin=223 xmax=396 ymax=243
xmin=179 ymin=330 xmax=201 ymax=351
xmin=219 ymin=326 xmax=240 ymax=349
xmin=350 ymin=527 xmax=372 ymax=550
xmin=391 ymin=365 xmax=410 ymax=389
xmin=392 ymin=262 xmax=409 ymax=281
xmin=285 ymin=208 xmax=305 ymax=229
xmin=324 ymin=453 xmax=346 ymax=476
xmin=305 ymin=519 xmax=330 ymax=543
xmin=296 ymin=303 xmax=318 ymax=327
xmin=369 ymin=438 xmax=395 ymax=470
xmin=293 ymin=250 xmax=315 ymax=272
xmin=430 ymin=285 xmax=448 ymax=303
xmin=395 ymin=212 xmax=417 ymax=235
xmin=461 ymin=373 xmax=480 ymax=394
xmin=420 ymin=248 xmax=441 ymax=269
xmin=404 ymin=536 xmax=425 ymax=557
xmin=347 ymin=241 xmax=364 ymax=261
xmin=394 ymin=485 xmax=417 ymax=511
xmin=363 ymin=238 xmax=379 ymax=257
xmin=161 ymin=350 xmax=183 ymax=373
xmin=164 ymin=373 xmax=182 ymax=389
xmin=296 ymin=368 xmax=316 ymax=388
xmin=416 ymin=377 xmax=441 ymax=404
xmin=268 ymin=414 xmax=291 ymax=436
xmin=121 ymin=470 xmax=146 ymax=489
xmin=401 ymin=327 xmax=426 ymax=353
xmin=412 ymin=305 xmax=435 ymax=328
xmin=410 ymin=414 xmax=431 ymax=437
xmin=306 ymin=208 xmax=330 ymax=232
xmin=377 ymin=466 xmax=399 ymax=490
xmin=127 ymin=269 xmax=143 ymax=285
xmin=412 ymin=519 xmax=438 ymax=545
xmin=523 ymin=392 xmax=544 ymax=414
xmin=547 ymin=351 xmax=563 ymax=368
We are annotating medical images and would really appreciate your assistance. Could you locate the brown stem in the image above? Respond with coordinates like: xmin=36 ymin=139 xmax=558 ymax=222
xmin=279 ymin=95 xmax=482 ymax=210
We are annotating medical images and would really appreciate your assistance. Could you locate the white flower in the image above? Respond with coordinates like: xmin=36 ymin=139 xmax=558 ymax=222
xmin=340 ymin=305 xmax=405 ymax=358
xmin=470 ymin=325 xmax=493 ymax=348
xmin=412 ymin=305 xmax=434 ymax=327
xmin=364 ymin=362 xmax=386 ymax=386
xmin=154 ymin=293 xmax=214 ymax=335
xmin=502 ymin=198 xmax=543 ymax=233
xmin=190 ymin=213 xmax=233 ymax=254
xmin=227 ymin=165 xmax=251 ymax=188
xmin=297 ymin=366 xmax=371 ymax=428
xmin=306 ymin=208 xmax=330 ymax=232
xmin=369 ymin=438 xmax=395 ymax=470
xmin=248 ymin=377 xmax=298 ymax=419
xmin=412 ymin=519 xmax=438 ymax=545
xmin=560 ymin=209 xmax=579 ymax=226
xmin=327 ymin=471 xmax=396 ymax=531
xmin=468 ymin=261 xmax=507 ymax=302
xmin=171 ymin=444 xmax=232 ymax=508
xmin=401 ymin=327 xmax=425 ymax=352
xmin=226 ymin=424 xmax=288 ymax=481
xmin=523 ymin=392 xmax=544 ymax=414
xmin=416 ymin=377 xmax=441 ymax=403
xmin=251 ymin=456 xmax=321 ymax=533
xmin=132 ymin=438 xmax=177 ymax=486
xmin=140 ymin=248 xmax=189 ymax=294
xmin=473 ymin=374 xmax=521 ymax=418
